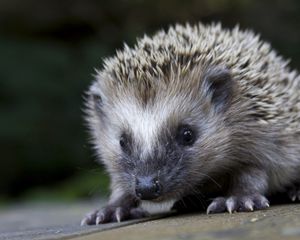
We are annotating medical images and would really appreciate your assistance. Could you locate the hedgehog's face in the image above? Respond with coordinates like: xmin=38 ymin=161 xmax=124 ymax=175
xmin=88 ymin=66 xmax=236 ymax=202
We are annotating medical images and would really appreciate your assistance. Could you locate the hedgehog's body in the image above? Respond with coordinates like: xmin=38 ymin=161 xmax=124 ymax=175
xmin=82 ymin=23 xmax=300 ymax=225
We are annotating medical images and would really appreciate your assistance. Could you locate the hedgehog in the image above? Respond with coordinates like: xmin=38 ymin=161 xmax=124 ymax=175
xmin=81 ymin=23 xmax=300 ymax=225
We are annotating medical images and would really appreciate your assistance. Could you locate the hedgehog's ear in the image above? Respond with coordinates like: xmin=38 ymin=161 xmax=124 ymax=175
xmin=203 ymin=66 xmax=234 ymax=112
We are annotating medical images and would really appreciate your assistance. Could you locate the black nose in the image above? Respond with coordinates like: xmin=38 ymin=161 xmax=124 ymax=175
xmin=135 ymin=177 xmax=161 ymax=200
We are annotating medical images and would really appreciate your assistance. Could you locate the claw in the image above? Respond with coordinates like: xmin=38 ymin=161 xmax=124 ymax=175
xmin=96 ymin=213 xmax=105 ymax=225
xmin=289 ymin=191 xmax=296 ymax=202
xmin=291 ymin=194 xmax=296 ymax=202
xmin=115 ymin=207 xmax=123 ymax=223
xmin=80 ymin=217 xmax=88 ymax=226
xmin=288 ymin=185 xmax=300 ymax=202
xmin=207 ymin=197 xmax=226 ymax=214
xmin=244 ymin=199 xmax=254 ymax=211
xmin=81 ymin=211 xmax=97 ymax=226
xmin=206 ymin=202 xmax=216 ymax=214
xmin=81 ymin=205 xmax=148 ymax=225
xmin=226 ymin=197 xmax=236 ymax=214
xmin=95 ymin=216 xmax=101 ymax=225
xmin=207 ymin=194 xmax=269 ymax=214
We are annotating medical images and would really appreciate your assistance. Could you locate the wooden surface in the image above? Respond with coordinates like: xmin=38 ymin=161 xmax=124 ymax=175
xmin=1 ymin=201 xmax=300 ymax=240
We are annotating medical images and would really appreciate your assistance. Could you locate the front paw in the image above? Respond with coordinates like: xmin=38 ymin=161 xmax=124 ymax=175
xmin=207 ymin=194 xmax=270 ymax=214
xmin=81 ymin=205 xmax=149 ymax=225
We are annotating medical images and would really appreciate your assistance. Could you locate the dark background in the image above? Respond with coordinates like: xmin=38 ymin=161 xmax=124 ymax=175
xmin=1 ymin=0 xmax=300 ymax=203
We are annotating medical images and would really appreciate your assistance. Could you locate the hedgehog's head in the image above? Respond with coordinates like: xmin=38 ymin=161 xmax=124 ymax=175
xmin=86 ymin=62 xmax=237 ymax=202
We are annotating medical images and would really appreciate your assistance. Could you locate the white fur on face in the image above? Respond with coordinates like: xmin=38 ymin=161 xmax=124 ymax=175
xmin=131 ymin=109 xmax=161 ymax=158
xmin=111 ymin=94 xmax=182 ymax=159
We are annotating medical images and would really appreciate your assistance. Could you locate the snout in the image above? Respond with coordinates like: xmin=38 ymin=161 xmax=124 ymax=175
xmin=135 ymin=176 xmax=162 ymax=200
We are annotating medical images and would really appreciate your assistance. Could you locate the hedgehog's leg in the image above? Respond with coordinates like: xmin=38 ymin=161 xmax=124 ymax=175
xmin=81 ymin=189 xmax=149 ymax=225
xmin=207 ymin=168 xmax=270 ymax=214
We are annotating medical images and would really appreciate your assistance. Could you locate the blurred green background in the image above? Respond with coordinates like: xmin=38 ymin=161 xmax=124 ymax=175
xmin=0 ymin=0 xmax=299 ymax=204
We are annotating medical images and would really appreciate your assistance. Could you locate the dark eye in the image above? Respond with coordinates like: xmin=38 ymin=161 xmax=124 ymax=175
xmin=92 ymin=93 xmax=102 ymax=103
xmin=176 ymin=125 xmax=196 ymax=146
xmin=119 ymin=133 xmax=130 ymax=152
